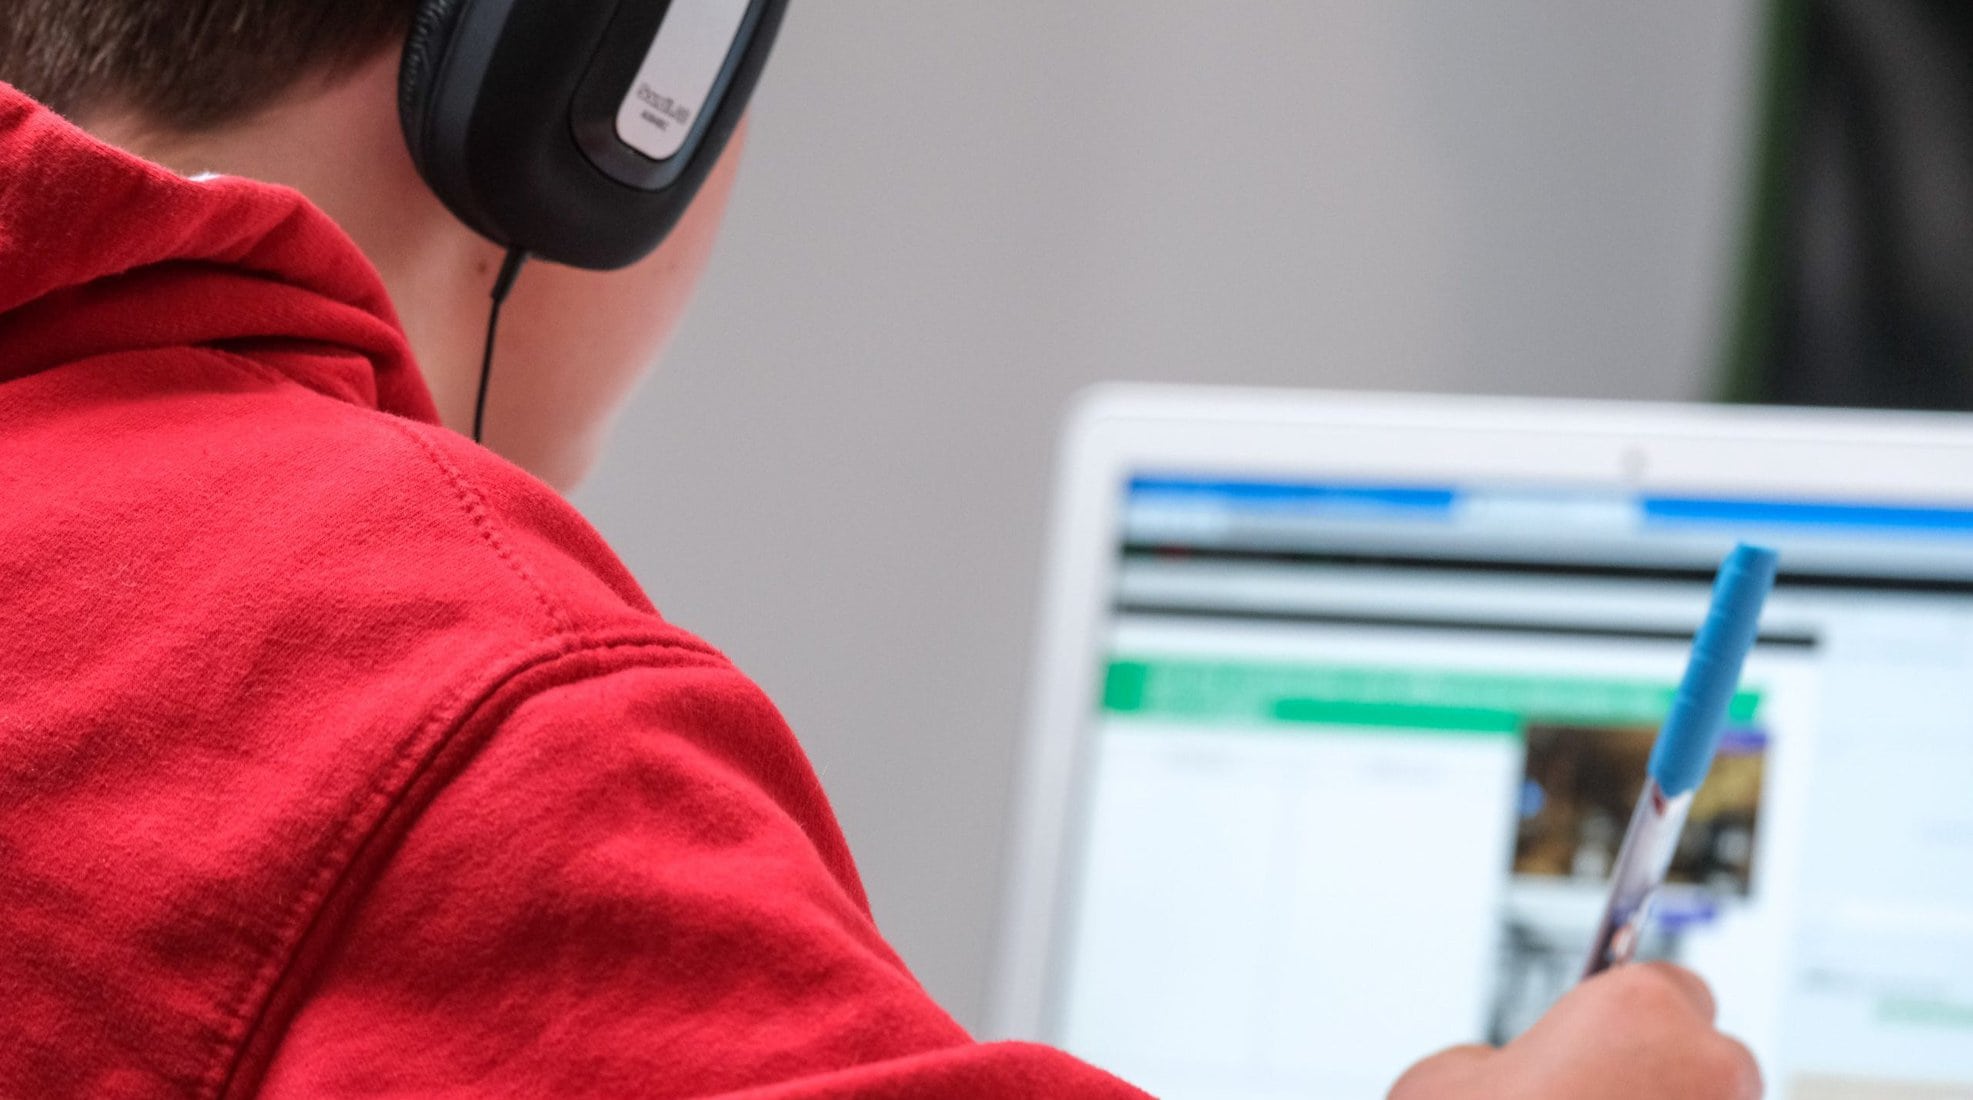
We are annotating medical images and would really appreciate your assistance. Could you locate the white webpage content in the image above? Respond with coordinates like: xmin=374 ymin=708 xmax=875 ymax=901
xmin=1049 ymin=480 xmax=1973 ymax=1100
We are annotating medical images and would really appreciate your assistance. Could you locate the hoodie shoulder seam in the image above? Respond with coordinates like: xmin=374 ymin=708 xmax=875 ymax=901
xmin=384 ymin=417 xmax=579 ymax=639
xmin=203 ymin=347 xmax=576 ymax=641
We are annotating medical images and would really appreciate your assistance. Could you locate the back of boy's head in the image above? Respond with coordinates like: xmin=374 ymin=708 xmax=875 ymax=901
xmin=0 ymin=0 xmax=412 ymax=132
xmin=2 ymin=0 xmax=754 ymax=493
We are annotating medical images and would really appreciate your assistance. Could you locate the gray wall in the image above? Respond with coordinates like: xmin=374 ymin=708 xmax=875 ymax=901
xmin=576 ymin=1 xmax=1761 ymax=1032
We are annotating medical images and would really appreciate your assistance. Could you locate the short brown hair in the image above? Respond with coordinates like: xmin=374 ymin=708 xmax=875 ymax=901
xmin=0 ymin=0 xmax=413 ymax=132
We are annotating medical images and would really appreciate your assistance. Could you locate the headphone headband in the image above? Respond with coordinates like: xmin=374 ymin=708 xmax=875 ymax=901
xmin=400 ymin=0 xmax=788 ymax=270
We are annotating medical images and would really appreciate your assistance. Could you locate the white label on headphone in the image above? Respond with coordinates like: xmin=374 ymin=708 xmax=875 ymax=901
xmin=616 ymin=0 xmax=751 ymax=162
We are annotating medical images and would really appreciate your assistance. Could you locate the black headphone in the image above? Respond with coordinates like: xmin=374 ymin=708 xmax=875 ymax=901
xmin=396 ymin=0 xmax=788 ymax=441
xmin=398 ymin=0 xmax=789 ymax=272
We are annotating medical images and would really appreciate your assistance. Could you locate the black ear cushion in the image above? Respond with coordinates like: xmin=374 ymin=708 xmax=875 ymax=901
xmin=398 ymin=0 xmax=474 ymax=166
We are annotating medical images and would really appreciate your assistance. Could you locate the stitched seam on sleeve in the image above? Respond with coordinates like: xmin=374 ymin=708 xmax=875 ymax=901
xmin=202 ymin=634 xmax=730 ymax=1100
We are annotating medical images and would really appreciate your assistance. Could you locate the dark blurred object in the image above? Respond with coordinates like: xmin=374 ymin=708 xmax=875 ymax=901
xmin=1725 ymin=0 xmax=1973 ymax=410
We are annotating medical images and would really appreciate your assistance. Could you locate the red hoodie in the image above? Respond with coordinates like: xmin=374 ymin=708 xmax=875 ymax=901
xmin=0 ymin=86 xmax=1145 ymax=1100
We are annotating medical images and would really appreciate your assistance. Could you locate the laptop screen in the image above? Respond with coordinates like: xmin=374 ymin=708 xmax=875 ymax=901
xmin=1049 ymin=474 xmax=1973 ymax=1099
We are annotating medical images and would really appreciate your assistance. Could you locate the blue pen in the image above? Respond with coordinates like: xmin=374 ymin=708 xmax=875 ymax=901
xmin=1581 ymin=543 xmax=1780 ymax=979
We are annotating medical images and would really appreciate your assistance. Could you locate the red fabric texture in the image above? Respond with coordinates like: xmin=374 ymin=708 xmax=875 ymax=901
xmin=0 ymin=85 xmax=1146 ymax=1100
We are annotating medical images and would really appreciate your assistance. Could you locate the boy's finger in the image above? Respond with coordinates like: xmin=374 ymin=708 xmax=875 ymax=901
xmin=1386 ymin=1044 xmax=1492 ymax=1099
xmin=1630 ymin=961 xmax=1718 ymax=1022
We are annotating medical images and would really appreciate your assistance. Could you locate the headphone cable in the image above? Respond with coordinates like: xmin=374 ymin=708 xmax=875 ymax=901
xmin=472 ymin=247 xmax=531 ymax=444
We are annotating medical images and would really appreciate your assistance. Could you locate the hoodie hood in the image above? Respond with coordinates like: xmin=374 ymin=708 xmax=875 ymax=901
xmin=0 ymin=83 xmax=437 ymax=422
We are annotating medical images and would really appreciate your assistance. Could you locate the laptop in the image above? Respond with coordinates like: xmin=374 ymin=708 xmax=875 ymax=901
xmin=993 ymin=386 xmax=1973 ymax=1100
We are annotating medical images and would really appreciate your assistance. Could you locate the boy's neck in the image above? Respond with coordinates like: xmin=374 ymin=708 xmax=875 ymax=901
xmin=83 ymin=51 xmax=501 ymax=434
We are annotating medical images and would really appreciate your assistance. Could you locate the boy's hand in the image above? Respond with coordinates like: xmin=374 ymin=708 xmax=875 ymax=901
xmin=1389 ymin=963 xmax=1762 ymax=1100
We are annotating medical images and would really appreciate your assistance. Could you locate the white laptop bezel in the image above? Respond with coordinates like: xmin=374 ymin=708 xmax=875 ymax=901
xmin=990 ymin=382 xmax=1973 ymax=1040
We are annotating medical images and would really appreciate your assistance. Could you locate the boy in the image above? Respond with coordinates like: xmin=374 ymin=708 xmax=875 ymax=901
xmin=0 ymin=3 xmax=1762 ymax=1097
